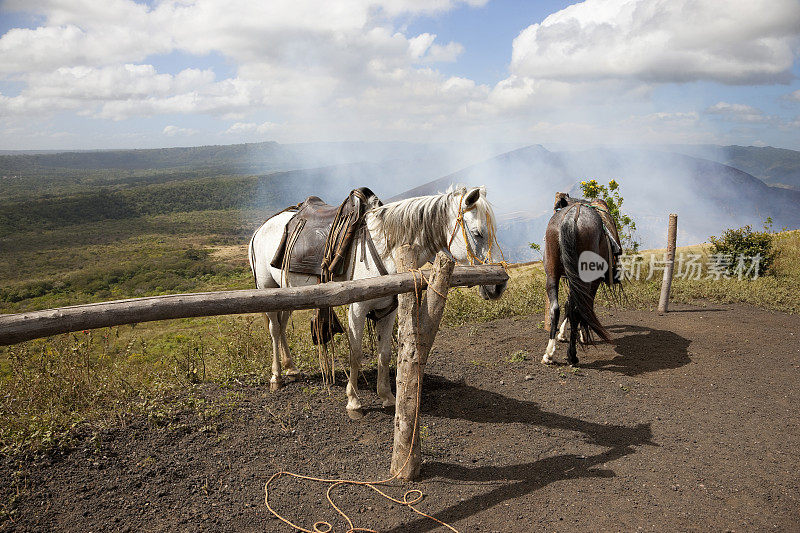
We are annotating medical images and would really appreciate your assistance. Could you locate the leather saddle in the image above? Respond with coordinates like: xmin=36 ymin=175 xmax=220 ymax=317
xmin=268 ymin=187 xmax=385 ymax=345
xmin=270 ymin=187 xmax=380 ymax=278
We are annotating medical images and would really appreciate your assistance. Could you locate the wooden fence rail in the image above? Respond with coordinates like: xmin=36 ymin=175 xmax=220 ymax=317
xmin=0 ymin=265 xmax=508 ymax=346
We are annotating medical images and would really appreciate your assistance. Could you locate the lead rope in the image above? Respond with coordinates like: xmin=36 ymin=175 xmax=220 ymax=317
xmin=264 ymin=269 xmax=459 ymax=533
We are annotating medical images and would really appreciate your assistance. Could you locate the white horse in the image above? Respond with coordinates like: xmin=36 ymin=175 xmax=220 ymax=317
xmin=248 ymin=185 xmax=506 ymax=418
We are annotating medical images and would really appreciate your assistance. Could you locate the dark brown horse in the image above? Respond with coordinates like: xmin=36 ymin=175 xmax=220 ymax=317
xmin=542 ymin=193 xmax=622 ymax=365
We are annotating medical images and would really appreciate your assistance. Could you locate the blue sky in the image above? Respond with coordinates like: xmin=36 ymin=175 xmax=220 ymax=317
xmin=1 ymin=0 xmax=799 ymax=150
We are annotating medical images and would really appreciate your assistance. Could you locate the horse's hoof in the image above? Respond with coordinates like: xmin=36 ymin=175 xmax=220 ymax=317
xmin=557 ymin=335 xmax=568 ymax=343
xmin=381 ymin=398 xmax=396 ymax=408
xmin=347 ymin=408 xmax=364 ymax=420
xmin=541 ymin=357 xmax=554 ymax=365
xmin=270 ymin=378 xmax=283 ymax=392
xmin=284 ymin=370 xmax=301 ymax=383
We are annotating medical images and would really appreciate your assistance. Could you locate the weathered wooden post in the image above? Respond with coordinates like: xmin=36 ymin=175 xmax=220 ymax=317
xmin=658 ymin=213 xmax=678 ymax=314
xmin=391 ymin=247 xmax=454 ymax=480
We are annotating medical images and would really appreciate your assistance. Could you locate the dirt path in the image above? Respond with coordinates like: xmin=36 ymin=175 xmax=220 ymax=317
xmin=2 ymin=302 xmax=799 ymax=532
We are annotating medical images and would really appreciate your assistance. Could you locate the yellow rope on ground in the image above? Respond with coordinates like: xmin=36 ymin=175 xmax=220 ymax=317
xmin=264 ymin=270 xmax=459 ymax=533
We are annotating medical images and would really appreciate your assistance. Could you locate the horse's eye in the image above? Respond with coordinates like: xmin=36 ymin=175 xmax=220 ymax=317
xmin=472 ymin=230 xmax=483 ymax=239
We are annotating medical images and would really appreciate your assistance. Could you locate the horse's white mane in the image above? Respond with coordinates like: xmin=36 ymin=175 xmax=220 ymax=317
xmin=367 ymin=185 xmax=496 ymax=260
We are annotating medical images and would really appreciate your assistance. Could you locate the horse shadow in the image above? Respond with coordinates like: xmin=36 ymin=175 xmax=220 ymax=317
xmin=421 ymin=375 xmax=653 ymax=448
xmin=581 ymin=324 xmax=691 ymax=376
xmin=378 ymin=376 xmax=655 ymax=532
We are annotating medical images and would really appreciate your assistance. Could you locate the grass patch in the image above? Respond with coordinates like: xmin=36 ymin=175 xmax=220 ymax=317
xmin=508 ymin=350 xmax=529 ymax=363
xmin=0 ymin=310 xmax=348 ymax=453
xmin=442 ymin=264 xmax=547 ymax=327
xmin=597 ymin=230 xmax=800 ymax=313
xmin=1 ymin=225 xmax=798 ymax=451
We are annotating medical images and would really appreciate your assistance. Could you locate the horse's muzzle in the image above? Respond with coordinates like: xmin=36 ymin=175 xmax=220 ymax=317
xmin=478 ymin=281 xmax=507 ymax=300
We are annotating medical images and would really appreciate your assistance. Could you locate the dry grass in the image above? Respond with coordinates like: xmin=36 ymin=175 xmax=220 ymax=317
xmin=1 ymin=230 xmax=798 ymax=452
xmin=603 ymin=229 xmax=800 ymax=313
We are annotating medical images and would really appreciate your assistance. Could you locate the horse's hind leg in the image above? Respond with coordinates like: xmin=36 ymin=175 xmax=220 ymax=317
xmin=376 ymin=310 xmax=397 ymax=408
xmin=277 ymin=311 xmax=300 ymax=381
xmin=581 ymin=281 xmax=602 ymax=345
xmin=566 ymin=309 xmax=579 ymax=366
xmin=560 ymin=318 xmax=586 ymax=344
xmin=266 ymin=312 xmax=285 ymax=391
xmin=557 ymin=317 xmax=568 ymax=342
xmin=542 ymin=276 xmax=560 ymax=364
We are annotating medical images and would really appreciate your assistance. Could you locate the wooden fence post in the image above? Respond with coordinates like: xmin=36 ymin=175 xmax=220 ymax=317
xmin=391 ymin=247 xmax=454 ymax=481
xmin=658 ymin=213 xmax=678 ymax=314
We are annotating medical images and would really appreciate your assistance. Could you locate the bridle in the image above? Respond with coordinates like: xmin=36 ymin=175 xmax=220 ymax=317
xmin=446 ymin=191 xmax=506 ymax=267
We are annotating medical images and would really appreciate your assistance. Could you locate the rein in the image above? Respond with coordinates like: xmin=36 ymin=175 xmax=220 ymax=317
xmin=447 ymin=191 xmax=507 ymax=268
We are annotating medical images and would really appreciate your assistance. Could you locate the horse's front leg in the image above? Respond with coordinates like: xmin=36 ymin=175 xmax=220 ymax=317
xmin=376 ymin=308 xmax=398 ymax=408
xmin=345 ymin=303 xmax=367 ymax=419
xmin=542 ymin=276 xmax=560 ymax=364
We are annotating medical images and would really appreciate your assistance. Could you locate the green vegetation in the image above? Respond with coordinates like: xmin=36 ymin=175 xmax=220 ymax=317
xmin=0 ymin=209 xmax=262 ymax=312
xmin=709 ymin=222 xmax=778 ymax=277
xmin=508 ymin=350 xmax=529 ymax=363
xmin=579 ymin=178 xmax=640 ymax=252
xmin=0 ymin=141 xmax=293 ymax=200
xmin=0 ymin=174 xmax=285 ymax=237
xmin=442 ymin=274 xmax=546 ymax=328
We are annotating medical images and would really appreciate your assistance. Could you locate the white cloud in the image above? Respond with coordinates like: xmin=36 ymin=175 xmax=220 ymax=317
xmin=0 ymin=0 xmax=480 ymax=73
xmin=705 ymin=102 xmax=773 ymax=123
xmin=623 ymin=111 xmax=700 ymax=126
xmin=510 ymin=0 xmax=800 ymax=85
xmin=706 ymin=102 xmax=762 ymax=116
xmin=424 ymin=42 xmax=464 ymax=63
xmin=0 ymin=0 xmax=798 ymax=148
xmin=163 ymin=125 xmax=198 ymax=136
xmin=408 ymin=33 xmax=463 ymax=63
xmin=224 ymin=121 xmax=278 ymax=135
xmin=0 ymin=64 xmax=222 ymax=118
xmin=0 ymin=0 xmax=480 ymax=128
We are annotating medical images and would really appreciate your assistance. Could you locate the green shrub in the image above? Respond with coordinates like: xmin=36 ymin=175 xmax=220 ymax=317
xmin=708 ymin=224 xmax=778 ymax=277
xmin=579 ymin=179 xmax=639 ymax=253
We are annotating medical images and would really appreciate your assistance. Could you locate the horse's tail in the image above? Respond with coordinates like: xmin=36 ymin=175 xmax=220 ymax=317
xmin=558 ymin=206 xmax=611 ymax=343
xmin=248 ymin=228 xmax=259 ymax=287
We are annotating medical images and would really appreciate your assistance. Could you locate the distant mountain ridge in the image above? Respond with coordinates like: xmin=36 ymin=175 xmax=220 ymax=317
xmin=392 ymin=145 xmax=800 ymax=260
xmin=3 ymin=140 xmax=798 ymax=261
xmin=668 ymin=145 xmax=800 ymax=191
xmin=0 ymin=142 xmax=294 ymax=173
xmin=0 ymin=140 xmax=516 ymax=202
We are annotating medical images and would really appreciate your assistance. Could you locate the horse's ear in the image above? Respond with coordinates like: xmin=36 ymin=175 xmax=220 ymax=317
xmin=464 ymin=187 xmax=481 ymax=207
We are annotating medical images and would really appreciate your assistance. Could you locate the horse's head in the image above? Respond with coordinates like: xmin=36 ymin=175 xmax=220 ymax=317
xmin=447 ymin=186 xmax=507 ymax=300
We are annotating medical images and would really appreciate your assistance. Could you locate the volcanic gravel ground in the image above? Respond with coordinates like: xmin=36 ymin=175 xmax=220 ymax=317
xmin=2 ymin=302 xmax=799 ymax=532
